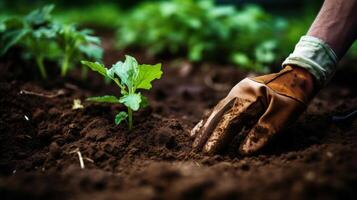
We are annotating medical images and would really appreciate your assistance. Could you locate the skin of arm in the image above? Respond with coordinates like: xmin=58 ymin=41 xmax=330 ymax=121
xmin=307 ymin=0 xmax=357 ymax=59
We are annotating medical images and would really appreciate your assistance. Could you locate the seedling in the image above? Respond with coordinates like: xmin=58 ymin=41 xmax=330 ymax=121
xmin=0 ymin=5 xmax=102 ymax=78
xmin=0 ymin=5 xmax=57 ymax=78
xmin=81 ymin=55 xmax=162 ymax=130
xmin=55 ymin=23 xmax=102 ymax=77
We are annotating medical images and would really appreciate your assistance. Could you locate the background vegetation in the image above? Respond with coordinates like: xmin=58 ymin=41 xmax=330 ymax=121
xmin=1 ymin=0 xmax=355 ymax=73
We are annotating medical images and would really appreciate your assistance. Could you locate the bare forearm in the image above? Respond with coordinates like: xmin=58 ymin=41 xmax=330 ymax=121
xmin=307 ymin=0 xmax=357 ymax=59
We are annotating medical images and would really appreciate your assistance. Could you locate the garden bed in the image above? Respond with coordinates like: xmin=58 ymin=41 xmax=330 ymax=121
xmin=0 ymin=35 xmax=356 ymax=200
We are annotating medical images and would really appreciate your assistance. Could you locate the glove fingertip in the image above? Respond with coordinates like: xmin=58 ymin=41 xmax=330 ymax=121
xmin=239 ymin=125 xmax=271 ymax=155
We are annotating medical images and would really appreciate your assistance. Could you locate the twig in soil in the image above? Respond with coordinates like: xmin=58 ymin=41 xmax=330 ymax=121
xmin=190 ymin=120 xmax=203 ymax=138
xmin=331 ymin=110 xmax=357 ymax=123
xmin=64 ymin=83 xmax=79 ymax=90
xmin=19 ymin=89 xmax=65 ymax=98
xmin=69 ymin=148 xmax=85 ymax=169
xmin=84 ymin=157 xmax=94 ymax=163
xmin=77 ymin=151 xmax=85 ymax=169
xmin=194 ymin=161 xmax=201 ymax=167
xmin=24 ymin=135 xmax=32 ymax=139
xmin=204 ymin=74 xmax=230 ymax=91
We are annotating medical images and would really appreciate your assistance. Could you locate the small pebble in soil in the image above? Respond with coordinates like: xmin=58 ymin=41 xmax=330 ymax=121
xmin=304 ymin=171 xmax=316 ymax=181
xmin=326 ymin=151 xmax=333 ymax=158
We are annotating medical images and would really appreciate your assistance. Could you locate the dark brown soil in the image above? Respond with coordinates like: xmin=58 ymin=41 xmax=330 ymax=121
xmin=0 ymin=35 xmax=356 ymax=200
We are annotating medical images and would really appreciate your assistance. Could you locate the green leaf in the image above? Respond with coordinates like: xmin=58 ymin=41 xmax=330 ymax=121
xmin=189 ymin=44 xmax=204 ymax=61
xmin=81 ymin=61 xmax=108 ymax=77
xmin=25 ymin=4 xmax=55 ymax=25
xmin=111 ymin=55 xmax=139 ymax=88
xmin=255 ymin=40 xmax=276 ymax=63
xmin=79 ymin=44 xmax=103 ymax=60
xmin=231 ymin=52 xmax=251 ymax=67
xmin=0 ymin=28 xmax=28 ymax=56
xmin=0 ymin=21 xmax=5 ymax=32
xmin=140 ymin=95 xmax=149 ymax=108
xmin=86 ymin=95 xmax=119 ymax=103
xmin=115 ymin=111 xmax=128 ymax=125
xmin=0 ymin=17 xmax=28 ymax=56
xmin=106 ymin=66 xmax=116 ymax=79
xmin=135 ymin=63 xmax=163 ymax=90
xmin=33 ymin=27 xmax=57 ymax=39
xmin=119 ymin=93 xmax=141 ymax=111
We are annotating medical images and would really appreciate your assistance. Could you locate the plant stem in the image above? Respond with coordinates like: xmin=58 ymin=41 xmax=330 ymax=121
xmin=81 ymin=65 xmax=88 ymax=79
xmin=35 ymin=56 xmax=47 ymax=79
xmin=61 ymin=54 xmax=70 ymax=77
xmin=128 ymin=107 xmax=133 ymax=130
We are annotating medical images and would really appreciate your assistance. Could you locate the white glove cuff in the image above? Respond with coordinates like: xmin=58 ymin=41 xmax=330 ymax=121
xmin=282 ymin=35 xmax=338 ymax=87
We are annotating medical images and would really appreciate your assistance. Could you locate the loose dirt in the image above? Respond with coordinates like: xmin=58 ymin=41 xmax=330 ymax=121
xmin=0 ymin=36 xmax=356 ymax=200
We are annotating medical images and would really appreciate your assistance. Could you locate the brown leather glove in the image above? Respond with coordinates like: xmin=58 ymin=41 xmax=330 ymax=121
xmin=191 ymin=65 xmax=316 ymax=155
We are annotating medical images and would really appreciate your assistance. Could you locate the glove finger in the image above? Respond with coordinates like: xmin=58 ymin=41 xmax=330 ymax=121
xmin=239 ymin=123 xmax=272 ymax=155
xmin=239 ymin=95 xmax=304 ymax=155
xmin=192 ymin=97 xmax=236 ymax=151
xmin=202 ymin=98 xmax=264 ymax=154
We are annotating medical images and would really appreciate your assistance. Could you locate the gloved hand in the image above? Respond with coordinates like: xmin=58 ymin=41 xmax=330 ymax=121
xmin=191 ymin=65 xmax=316 ymax=155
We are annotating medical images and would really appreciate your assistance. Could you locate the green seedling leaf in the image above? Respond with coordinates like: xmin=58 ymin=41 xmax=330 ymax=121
xmin=81 ymin=61 xmax=107 ymax=77
xmin=119 ymin=93 xmax=142 ymax=111
xmin=0 ymin=21 xmax=5 ymax=32
xmin=86 ymin=95 xmax=119 ymax=103
xmin=25 ymin=4 xmax=55 ymax=25
xmin=79 ymin=44 xmax=103 ymax=61
xmin=140 ymin=95 xmax=149 ymax=108
xmin=0 ymin=17 xmax=27 ymax=56
xmin=231 ymin=52 xmax=251 ymax=67
xmin=111 ymin=55 xmax=139 ymax=88
xmin=56 ymin=23 xmax=103 ymax=76
xmin=135 ymin=63 xmax=162 ymax=90
xmin=115 ymin=111 xmax=128 ymax=125
xmin=0 ymin=28 xmax=28 ymax=56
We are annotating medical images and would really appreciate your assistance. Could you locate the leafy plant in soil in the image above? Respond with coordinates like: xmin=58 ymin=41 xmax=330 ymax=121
xmin=54 ymin=23 xmax=102 ymax=77
xmin=0 ymin=5 xmax=58 ymax=78
xmin=0 ymin=5 xmax=102 ymax=78
xmin=81 ymin=55 xmax=163 ymax=130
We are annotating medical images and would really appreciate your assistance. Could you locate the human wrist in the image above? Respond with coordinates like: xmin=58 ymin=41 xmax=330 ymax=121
xmin=282 ymin=35 xmax=338 ymax=88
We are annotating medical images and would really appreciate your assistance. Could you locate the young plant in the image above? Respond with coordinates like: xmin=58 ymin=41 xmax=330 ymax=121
xmin=0 ymin=5 xmax=103 ymax=78
xmin=0 ymin=5 xmax=58 ymax=78
xmin=55 ymin=23 xmax=102 ymax=77
xmin=81 ymin=55 xmax=162 ymax=130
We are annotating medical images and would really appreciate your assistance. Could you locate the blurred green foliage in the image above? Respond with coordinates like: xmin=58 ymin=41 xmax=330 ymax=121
xmin=54 ymin=4 xmax=122 ymax=29
xmin=1 ymin=0 xmax=355 ymax=73
xmin=0 ymin=5 xmax=103 ymax=78
xmin=116 ymin=0 xmax=287 ymax=72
